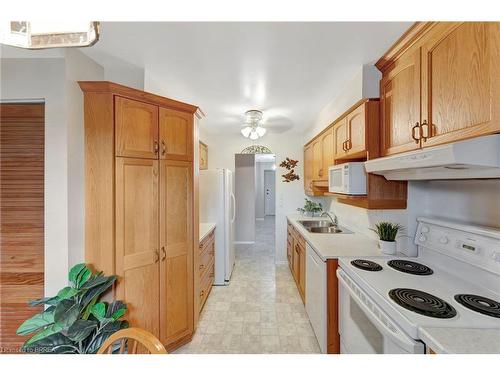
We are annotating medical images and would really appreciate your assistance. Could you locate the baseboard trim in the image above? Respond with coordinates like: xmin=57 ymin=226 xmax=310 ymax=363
xmin=234 ymin=241 xmax=255 ymax=245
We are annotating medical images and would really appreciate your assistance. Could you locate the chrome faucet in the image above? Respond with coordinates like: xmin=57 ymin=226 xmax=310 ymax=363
xmin=321 ymin=211 xmax=338 ymax=227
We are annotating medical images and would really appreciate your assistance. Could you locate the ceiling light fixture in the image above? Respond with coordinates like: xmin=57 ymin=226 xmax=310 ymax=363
xmin=241 ymin=109 xmax=267 ymax=140
xmin=0 ymin=21 xmax=100 ymax=49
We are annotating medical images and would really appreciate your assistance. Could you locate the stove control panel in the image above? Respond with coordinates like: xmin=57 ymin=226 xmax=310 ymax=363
xmin=415 ymin=218 xmax=500 ymax=275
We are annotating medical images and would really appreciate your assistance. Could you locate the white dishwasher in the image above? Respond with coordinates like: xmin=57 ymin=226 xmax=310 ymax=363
xmin=305 ymin=243 xmax=327 ymax=353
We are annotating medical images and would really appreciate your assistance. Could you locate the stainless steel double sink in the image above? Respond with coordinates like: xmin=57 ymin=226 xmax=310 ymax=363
xmin=297 ymin=220 xmax=352 ymax=234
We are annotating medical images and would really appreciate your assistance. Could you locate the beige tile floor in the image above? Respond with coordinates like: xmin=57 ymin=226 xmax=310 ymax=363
xmin=175 ymin=216 xmax=321 ymax=354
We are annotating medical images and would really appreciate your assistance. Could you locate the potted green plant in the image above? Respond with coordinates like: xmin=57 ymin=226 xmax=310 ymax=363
xmin=297 ymin=198 xmax=323 ymax=217
xmin=17 ymin=263 xmax=128 ymax=354
xmin=371 ymin=221 xmax=404 ymax=255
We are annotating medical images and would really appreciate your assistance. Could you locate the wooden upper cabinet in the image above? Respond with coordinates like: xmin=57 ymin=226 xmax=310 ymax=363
xmin=346 ymin=103 xmax=366 ymax=155
xmin=421 ymin=22 xmax=500 ymax=147
xmin=160 ymin=160 xmax=193 ymax=346
xmin=312 ymin=138 xmax=323 ymax=180
xmin=304 ymin=144 xmax=314 ymax=192
xmin=115 ymin=157 xmax=160 ymax=338
xmin=380 ymin=45 xmax=422 ymax=156
xmin=115 ymin=97 xmax=159 ymax=159
xmin=333 ymin=118 xmax=348 ymax=158
xmin=159 ymin=108 xmax=193 ymax=161
xmin=320 ymin=127 xmax=334 ymax=178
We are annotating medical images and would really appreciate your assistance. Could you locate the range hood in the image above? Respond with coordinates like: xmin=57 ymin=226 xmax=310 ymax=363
xmin=365 ymin=135 xmax=500 ymax=180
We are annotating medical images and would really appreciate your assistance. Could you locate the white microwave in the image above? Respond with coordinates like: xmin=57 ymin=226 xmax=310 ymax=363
xmin=328 ymin=162 xmax=367 ymax=195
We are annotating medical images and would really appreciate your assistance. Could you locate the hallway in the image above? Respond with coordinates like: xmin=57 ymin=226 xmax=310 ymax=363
xmin=176 ymin=216 xmax=321 ymax=353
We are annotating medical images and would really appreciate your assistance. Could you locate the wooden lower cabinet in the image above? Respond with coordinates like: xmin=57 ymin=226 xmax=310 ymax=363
xmin=286 ymin=222 xmax=340 ymax=353
xmin=326 ymin=259 xmax=340 ymax=354
xmin=287 ymin=221 xmax=306 ymax=303
xmin=81 ymin=81 xmax=198 ymax=353
xmin=197 ymin=228 xmax=215 ymax=313
xmin=160 ymin=160 xmax=193 ymax=348
xmin=115 ymin=157 xmax=161 ymax=338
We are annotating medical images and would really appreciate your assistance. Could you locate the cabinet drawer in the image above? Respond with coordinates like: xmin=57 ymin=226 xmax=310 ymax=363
xmin=199 ymin=240 xmax=215 ymax=278
xmin=294 ymin=231 xmax=306 ymax=248
xmin=199 ymin=262 xmax=214 ymax=312
xmin=199 ymin=229 xmax=215 ymax=253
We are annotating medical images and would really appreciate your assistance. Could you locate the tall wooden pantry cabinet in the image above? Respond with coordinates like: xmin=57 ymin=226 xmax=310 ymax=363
xmin=79 ymin=81 xmax=198 ymax=352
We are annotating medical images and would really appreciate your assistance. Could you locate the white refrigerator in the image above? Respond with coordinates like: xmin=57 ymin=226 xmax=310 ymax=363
xmin=199 ymin=169 xmax=235 ymax=285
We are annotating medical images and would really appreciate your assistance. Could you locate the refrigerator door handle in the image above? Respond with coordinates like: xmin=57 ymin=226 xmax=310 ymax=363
xmin=231 ymin=193 xmax=236 ymax=223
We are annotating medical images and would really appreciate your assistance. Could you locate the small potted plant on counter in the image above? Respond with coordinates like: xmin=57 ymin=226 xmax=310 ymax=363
xmin=297 ymin=198 xmax=323 ymax=217
xmin=371 ymin=221 xmax=404 ymax=255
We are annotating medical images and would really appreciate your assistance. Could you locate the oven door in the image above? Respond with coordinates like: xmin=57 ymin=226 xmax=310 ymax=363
xmin=337 ymin=269 xmax=425 ymax=354
xmin=328 ymin=166 xmax=346 ymax=194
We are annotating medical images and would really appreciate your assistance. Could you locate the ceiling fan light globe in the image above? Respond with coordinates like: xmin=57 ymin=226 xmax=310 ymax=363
xmin=256 ymin=126 xmax=266 ymax=137
xmin=241 ymin=126 xmax=252 ymax=138
xmin=249 ymin=131 xmax=259 ymax=140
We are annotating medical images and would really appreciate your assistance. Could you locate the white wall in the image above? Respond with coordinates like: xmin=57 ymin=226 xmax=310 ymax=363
xmin=65 ymin=50 xmax=105 ymax=268
xmin=255 ymin=161 xmax=276 ymax=219
xmin=1 ymin=50 xmax=104 ymax=295
xmin=319 ymin=196 xmax=409 ymax=252
xmin=403 ymin=179 xmax=500 ymax=255
xmin=235 ymin=154 xmax=256 ymax=242
xmin=104 ymin=61 xmax=144 ymax=90
xmin=200 ymin=132 xmax=304 ymax=263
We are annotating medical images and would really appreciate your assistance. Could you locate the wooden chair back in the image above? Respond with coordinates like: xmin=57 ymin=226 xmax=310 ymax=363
xmin=97 ymin=328 xmax=167 ymax=354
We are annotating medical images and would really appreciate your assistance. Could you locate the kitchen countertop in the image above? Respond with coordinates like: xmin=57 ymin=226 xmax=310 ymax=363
xmin=199 ymin=222 xmax=216 ymax=241
xmin=419 ymin=327 xmax=500 ymax=354
xmin=286 ymin=214 xmax=384 ymax=261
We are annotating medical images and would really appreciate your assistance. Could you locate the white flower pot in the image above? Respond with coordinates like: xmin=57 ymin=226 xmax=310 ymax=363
xmin=379 ymin=240 xmax=397 ymax=255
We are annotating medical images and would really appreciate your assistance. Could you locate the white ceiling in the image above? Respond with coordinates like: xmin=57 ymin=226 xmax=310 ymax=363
xmin=83 ymin=22 xmax=411 ymax=135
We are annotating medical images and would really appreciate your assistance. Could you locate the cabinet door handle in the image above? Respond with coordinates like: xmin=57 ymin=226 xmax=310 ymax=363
xmin=161 ymin=246 xmax=166 ymax=261
xmin=411 ymin=122 xmax=421 ymax=144
xmin=420 ymin=120 xmax=429 ymax=142
xmin=199 ymin=264 xmax=205 ymax=271
xmin=154 ymin=249 xmax=160 ymax=263
xmin=346 ymin=139 xmax=352 ymax=150
xmin=318 ymin=168 xmax=323 ymax=177
xmin=161 ymin=140 xmax=167 ymax=155
xmin=200 ymin=290 xmax=205 ymax=297
xmin=154 ymin=140 xmax=159 ymax=154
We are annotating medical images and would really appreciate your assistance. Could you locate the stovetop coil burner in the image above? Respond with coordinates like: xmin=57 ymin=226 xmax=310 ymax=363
xmin=350 ymin=259 xmax=382 ymax=271
xmin=387 ymin=259 xmax=433 ymax=275
xmin=454 ymin=294 xmax=500 ymax=318
xmin=389 ymin=288 xmax=457 ymax=319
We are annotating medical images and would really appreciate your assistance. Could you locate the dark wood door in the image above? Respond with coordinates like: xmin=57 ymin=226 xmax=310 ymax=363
xmin=0 ymin=103 xmax=44 ymax=353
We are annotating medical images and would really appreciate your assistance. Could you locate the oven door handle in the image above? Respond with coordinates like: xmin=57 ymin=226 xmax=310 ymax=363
xmin=337 ymin=269 xmax=423 ymax=353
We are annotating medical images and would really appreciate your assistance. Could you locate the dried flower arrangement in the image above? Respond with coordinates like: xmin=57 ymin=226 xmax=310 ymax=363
xmin=280 ymin=157 xmax=300 ymax=183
